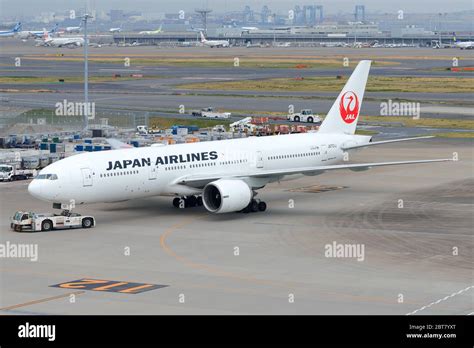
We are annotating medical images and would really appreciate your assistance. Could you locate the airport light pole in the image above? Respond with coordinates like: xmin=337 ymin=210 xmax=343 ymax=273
xmin=82 ymin=13 xmax=93 ymax=131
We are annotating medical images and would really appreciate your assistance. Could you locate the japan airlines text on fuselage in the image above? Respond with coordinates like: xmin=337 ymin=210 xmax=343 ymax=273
xmin=28 ymin=60 xmax=452 ymax=214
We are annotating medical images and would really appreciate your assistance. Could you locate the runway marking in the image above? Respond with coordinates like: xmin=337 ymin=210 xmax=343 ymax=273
xmin=51 ymin=278 xmax=167 ymax=294
xmin=406 ymin=285 xmax=474 ymax=315
xmin=0 ymin=291 xmax=85 ymax=311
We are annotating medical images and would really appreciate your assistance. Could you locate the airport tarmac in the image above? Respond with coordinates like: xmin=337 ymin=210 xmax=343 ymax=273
xmin=0 ymin=139 xmax=472 ymax=314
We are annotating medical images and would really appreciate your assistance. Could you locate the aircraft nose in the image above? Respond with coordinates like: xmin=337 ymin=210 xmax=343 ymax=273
xmin=28 ymin=179 xmax=42 ymax=199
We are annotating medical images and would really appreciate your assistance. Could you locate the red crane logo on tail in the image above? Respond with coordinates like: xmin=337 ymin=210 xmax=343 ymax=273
xmin=339 ymin=91 xmax=359 ymax=124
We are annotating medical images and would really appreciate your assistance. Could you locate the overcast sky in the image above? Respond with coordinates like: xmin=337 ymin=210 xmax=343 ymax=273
xmin=1 ymin=0 xmax=472 ymax=18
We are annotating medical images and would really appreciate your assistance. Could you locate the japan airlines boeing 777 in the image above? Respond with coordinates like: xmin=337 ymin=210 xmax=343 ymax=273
xmin=28 ymin=60 xmax=452 ymax=214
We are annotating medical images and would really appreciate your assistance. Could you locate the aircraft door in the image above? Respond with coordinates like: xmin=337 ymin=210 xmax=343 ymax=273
xmin=149 ymin=165 xmax=157 ymax=180
xmin=81 ymin=168 xmax=93 ymax=187
xmin=256 ymin=151 xmax=264 ymax=168
xmin=321 ymin=145 xmax=328 ymax=162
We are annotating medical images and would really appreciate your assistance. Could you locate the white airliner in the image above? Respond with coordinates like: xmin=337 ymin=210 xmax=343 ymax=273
xmin=139 ymin=25 xmax=163 ymax=35
xmin=455 ymin=41 xmax=474 ymax=49
xmin=242 ymin=26 xmax=259 ymax=31
xmin=18 ymin=23 xmax=58 ymax=39
xmin=28 ymin=61 xmax=452 ymax=214
xmin=200 ymin=31 xmax=230 ymax=48
xmin=65 ymin=23 xmax=82 ymax=33
xmin=42 ymin=29 xmax=84 ymax=47
xmin=109 ymin=27 xmax=122 ymax=33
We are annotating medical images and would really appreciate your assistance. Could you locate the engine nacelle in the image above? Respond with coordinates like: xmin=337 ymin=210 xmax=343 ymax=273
xmin=202 ymin=179 xmax=252 ymax=213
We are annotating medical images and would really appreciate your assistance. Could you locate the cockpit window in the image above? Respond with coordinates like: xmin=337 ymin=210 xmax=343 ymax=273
xmin=36 ymin=174 xmax=58 ymax=180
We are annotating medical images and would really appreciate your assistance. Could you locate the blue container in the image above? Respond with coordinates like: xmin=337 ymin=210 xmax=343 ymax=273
xmin=75 ymin=145 xmax=84 ymax=151
xmin=85 ymin=145 xmax=93 ymax=152
xmin=40 ymin=143 xmax=49 ymax=150
xmin=73 ymin=134 xmax=81 ymax=140
xmin=104 ymin=146 xmax=112 ymax=150
xmin=84 ymin=139 xmax=92 ymax=144
xmin=131 ymin=141 xmax=139 ymax=147
xmin=94 ymin=145 xmax=102 ymax=151
xmin=49 ymin=143 xmax=57 ymax=153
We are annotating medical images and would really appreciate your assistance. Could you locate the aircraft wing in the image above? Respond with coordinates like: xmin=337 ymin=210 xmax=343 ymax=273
xmin=342 ymin=136 xmax=434 ymax=151
xmin=175 ymin=158 xmax=453 ymax=188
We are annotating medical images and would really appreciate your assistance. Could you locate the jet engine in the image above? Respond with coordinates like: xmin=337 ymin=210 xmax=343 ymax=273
xmin=202 ymin=179 xmax=252 ymax=213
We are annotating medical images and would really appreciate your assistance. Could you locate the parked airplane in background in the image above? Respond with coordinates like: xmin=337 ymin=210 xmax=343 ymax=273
xmin=0 ymin=22 xmax=21 ymax=37
xmin=17 ymin=23 xmax=58 ymax=39
xmin=187 ymin=26 xmax=205 ymax=32
xmin=28 ymin=60 xmax=452 ymax=215
xmin=455 ymin=40 xmax=474 ymax=49
xmin=200 ymin=31 xmax=230 ymax=48
xmin=139 ymin=25 xmax=162 ymax=35
xmin=42 ymin=29 xmax=84 ymax=47
xmin=65 ymin=23 xmax=82 ymax=33
xmin=241 ymin=26 xmax=259 ymax=31
xmin=109 ymin=27 xmax=122 ymax=33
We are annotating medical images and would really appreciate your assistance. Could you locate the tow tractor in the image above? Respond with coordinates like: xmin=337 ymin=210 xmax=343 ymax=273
xmin=287 ymin=109 xmax=322 ymax=123
xmin=10 ymin=210 xmax=95 ymax=232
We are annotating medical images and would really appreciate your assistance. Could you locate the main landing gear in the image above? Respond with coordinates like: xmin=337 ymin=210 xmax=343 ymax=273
xmin=240 ymin=199 xmax=266 ymax=213
xmin=172 ymin=195 xmax=203 ymax=209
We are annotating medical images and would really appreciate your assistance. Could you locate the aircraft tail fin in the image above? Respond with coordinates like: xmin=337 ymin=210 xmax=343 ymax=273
xmin=318 ymin=60 xmax=371 ymax=135
xmin=42 ymin=28 xmax=50 ymax=41
xmin=200 ymin=31 xmax=206 ymax=42
xmin=14 ymin=22 xmax=22 ymax=32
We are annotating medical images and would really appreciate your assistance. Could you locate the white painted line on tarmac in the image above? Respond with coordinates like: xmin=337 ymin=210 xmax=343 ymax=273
xmin=406 ymin=285 xmax=474 ymax=315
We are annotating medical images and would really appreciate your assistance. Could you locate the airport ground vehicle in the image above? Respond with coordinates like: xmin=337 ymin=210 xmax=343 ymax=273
xmin=0 ymin=164 xmax=34 ymax=181
xmin=287 ymin=109 xmax=322 ymax=123
xmin=136 ymin=125 xmax=160 ymax=135
xmin=10 ymin=210 xmax=95 ymax=232
xmin=191 ymin=107 xmax=231 ymax=119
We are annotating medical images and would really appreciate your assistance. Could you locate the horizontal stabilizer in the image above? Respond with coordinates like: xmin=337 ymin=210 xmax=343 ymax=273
xmin=342 ymin=136 xmax=435 ymax=151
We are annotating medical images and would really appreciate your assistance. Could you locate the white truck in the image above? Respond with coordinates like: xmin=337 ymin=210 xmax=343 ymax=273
xmin=136 ymin=125 xmax=160 ymax=135
xmin=11 ymin=211 xmax=95 ymax=232
xmin=0 ymin=164 xmax=35 ymax=182
xmin=191 ymin=107 xmax=231 ymax=119
xmin=287 ymin=109 xmax=322 ymax=123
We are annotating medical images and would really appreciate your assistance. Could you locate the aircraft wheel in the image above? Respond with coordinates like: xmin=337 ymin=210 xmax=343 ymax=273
xmin=196 ymin=196 xmax=203 ymax=206
xmin=294 ymin=116 xmax=300 ymax=122
xmin=172 ymin=197 xmax=181 ymax=208
xmin=250 ymin=200 xmax=259 ymax=213
xmin=186 ymin=196 xmax=197 ymax=207
xmin=258 ymin=201 xmax=267 ymax=212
